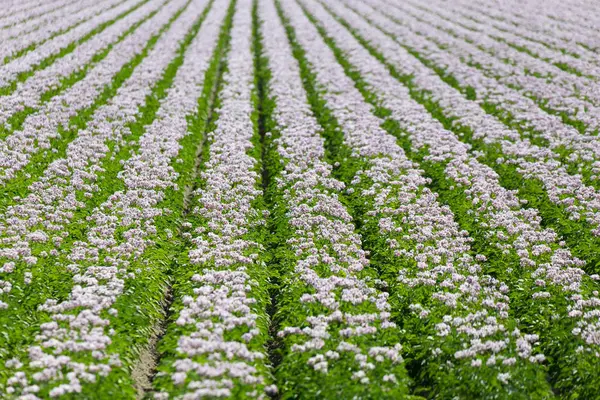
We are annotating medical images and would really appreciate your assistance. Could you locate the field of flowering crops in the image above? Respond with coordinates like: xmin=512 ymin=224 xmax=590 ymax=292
xmin=2 ymin=0 xmax=600 ymax=398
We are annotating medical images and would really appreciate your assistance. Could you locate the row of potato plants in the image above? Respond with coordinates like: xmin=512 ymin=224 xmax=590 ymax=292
xmin=149 ymin=0 xmax=276 ymax=399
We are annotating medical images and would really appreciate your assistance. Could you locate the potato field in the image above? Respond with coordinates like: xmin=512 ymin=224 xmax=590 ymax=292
xmin=0 ymin=0 xmax=599 ymax=398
